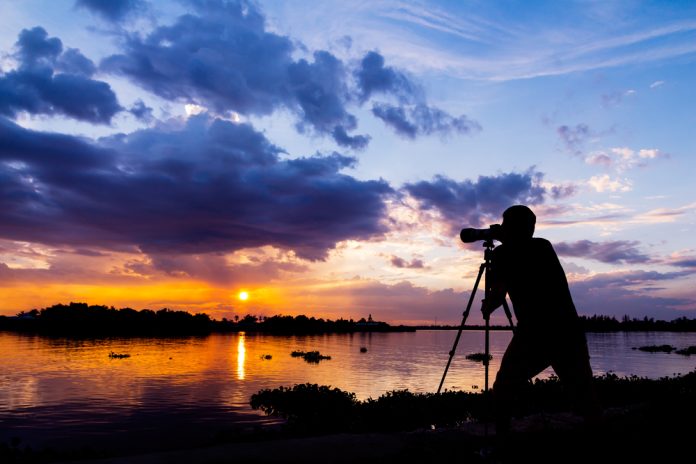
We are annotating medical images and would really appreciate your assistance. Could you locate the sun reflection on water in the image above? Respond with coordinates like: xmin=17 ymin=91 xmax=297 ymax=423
xmin=237 ymin=332 xmax=246 ymax=380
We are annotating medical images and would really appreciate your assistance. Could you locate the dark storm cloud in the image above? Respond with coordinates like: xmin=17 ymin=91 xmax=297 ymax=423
xmin=554 ymin=240 xmax=651 ymax=264
xmin=557 ymin=123 xmax=590 ymax=156
xmin=372 ymin=103 xmax=481 ymax=139
xmin=404 ymin=170 xmax=546 ymax=231
xmin=99 ymin=0 xmax=476 ymax=148
xmin=0 ymin=115 xmax=393 ymax=260
xmin=75 ymin=0 xmax=145 ymax=22
xmin=0 ymin=27 xmax=122 ymax=124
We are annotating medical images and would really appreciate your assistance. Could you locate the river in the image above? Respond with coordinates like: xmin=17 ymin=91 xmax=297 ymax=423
xmin=1 ymin=330 xmax=695 ymax=453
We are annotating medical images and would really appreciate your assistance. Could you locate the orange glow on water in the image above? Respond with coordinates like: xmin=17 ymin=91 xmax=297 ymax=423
xmin=237 ymin=332 xmax=246 ymax=380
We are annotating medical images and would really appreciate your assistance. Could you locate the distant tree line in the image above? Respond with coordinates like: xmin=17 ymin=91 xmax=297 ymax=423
xmin=413 ymin=315 xmax=696 ymax=332
xmin=0 ymin=302 xmax=411 ymax=336
xmin=2 ymin=303 xmax=694 ymax=336
xmin=227 ymin=314 xmax=405 ymax=334
xmin=579 ymin=314 xmax=696 ymax=332
xmin=0 ymin=303 xmax=213 ymax=336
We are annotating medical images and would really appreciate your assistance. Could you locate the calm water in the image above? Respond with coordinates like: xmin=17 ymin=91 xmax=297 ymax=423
xmin=1 ymin=330 xmax=695 ymax=451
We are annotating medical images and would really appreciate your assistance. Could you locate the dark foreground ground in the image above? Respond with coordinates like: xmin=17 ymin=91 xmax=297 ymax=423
xmin=4 ymin=370 xmax=695 ymax=463
xmin=59 ymin=402 xmax=692 ymax=464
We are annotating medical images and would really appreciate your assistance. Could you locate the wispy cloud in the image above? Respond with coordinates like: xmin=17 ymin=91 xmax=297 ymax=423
xmin=650 ymin=80 xmax=665 ymax=89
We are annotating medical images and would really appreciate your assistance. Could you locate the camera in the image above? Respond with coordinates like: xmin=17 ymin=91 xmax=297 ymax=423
xmin=460 ymin=224 xmax=502 ymax=243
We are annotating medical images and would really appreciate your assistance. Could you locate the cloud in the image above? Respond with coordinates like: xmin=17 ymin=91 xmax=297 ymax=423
xmin=355 ymin=51 xmax=418 ymax=103
xmin=0 ymin=114 xmax=393 ymax=260
xmin=403 ymin=170 xmax=546 ymax=232
xmin=585 ymin=147 xmax=667 ymax=171
xmin=56 ymin=48 xmax=98 ymax=76
xmin=570 ymin=270 xmax=696 ymax=319
xmin=555 ymin=240 xmax=651 ymax=264
xmin=389 ymin=255 xmax=425 ymax=269
xmin=289 ymin=278 xmax=469 ymax=325
xmin=557 ymin=123 xmax=591 ymax=156
xmin=547 ymin=183 xmax=577 ymax=200
xmin=128 ymin=99 xmax=154 ymax=122
xmin=99 ymin=0 xmax=476 ymax=148
xmin=75 ymin=0 xmax=145 ymax=22
xmin=650 ymin=80 xmax=665 ymax=89
xmin=0 ymin=27 xmax=122 ymax=124
xmin=601 ymin=89 xmax=636 ymax=107
xmin=137 ymin=251 xmax=308 ymax=286
xmin=371 ymin=103 xmax=481 ymax=139
xmin=670 ymin=258 xmax=696 ymax=268
xmin=587 ymin=174 xmax=632 ymax=192
xmin=331 ymin=126 xmax=371 ymax=150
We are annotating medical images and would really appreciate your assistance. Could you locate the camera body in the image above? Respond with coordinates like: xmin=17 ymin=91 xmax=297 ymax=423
xmin=460 ymin=224 xmax=502 ymax=243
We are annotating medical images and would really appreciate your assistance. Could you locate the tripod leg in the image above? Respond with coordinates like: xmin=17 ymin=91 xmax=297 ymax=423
xmin=437 ymin=262 xmax=485 ymax=394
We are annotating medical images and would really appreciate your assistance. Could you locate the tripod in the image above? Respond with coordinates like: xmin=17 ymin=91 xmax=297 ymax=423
xmin=437 ymin=238 xmax=516 ymax=395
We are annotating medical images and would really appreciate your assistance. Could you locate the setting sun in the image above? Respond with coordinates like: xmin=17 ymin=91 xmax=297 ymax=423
xmin=238 ymin=291 xmax=249 ymax=301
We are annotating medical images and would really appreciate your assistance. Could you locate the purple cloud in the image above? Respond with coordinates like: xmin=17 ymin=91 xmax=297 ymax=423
xmin=557 ymin=123 xmax=590 ymax=156
xmin=128 ymin=99 xmax=154 ymax=123
xmin=570 ymin=270 xmax=696 ymax=320
xmin=555 ymin=240 xmax=651 ymax=264
xmin=0 ymin=115 xmax=393 ymax=260
xmin=372 ymin=103 xmax=481 ymax=139
xmin=669 ymin=258 xmax=696 ymax=268
xmin=390 ymin=255 xmax=425 ymax=269
xmin=99 ymin=0 xmax=476 ymax=149
xmin=548 ymin=183 xmax=577 ymax=200
xmin=0 ymin=27 xmax=121 ymax=124
xmin=355 ymin=51 xmax=417 ymax=103
xmin=404 ymin=170 xmax=546 ymax=232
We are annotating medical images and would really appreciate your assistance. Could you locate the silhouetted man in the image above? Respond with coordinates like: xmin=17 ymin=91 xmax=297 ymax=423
xmin=482 ymin=205 xmax=598 ymax=436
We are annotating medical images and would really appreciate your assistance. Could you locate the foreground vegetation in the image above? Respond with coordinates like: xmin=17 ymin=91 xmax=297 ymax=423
xmin=250 ymin=370 xmax=696 ymax=433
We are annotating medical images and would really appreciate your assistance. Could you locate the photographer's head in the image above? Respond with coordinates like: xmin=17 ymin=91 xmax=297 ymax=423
xmin=501 ymin=205 xmax=536 ymax=243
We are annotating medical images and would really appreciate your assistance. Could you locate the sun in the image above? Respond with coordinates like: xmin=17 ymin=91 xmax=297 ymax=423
xmin=238 ymin=291 xmax=249 ymax=301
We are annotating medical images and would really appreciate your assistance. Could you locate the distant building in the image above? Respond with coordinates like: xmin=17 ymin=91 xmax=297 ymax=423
xmin=356 ymin=314 xmax=379 ymax=327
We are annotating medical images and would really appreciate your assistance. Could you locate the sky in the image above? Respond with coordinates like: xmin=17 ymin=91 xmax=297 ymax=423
xmin=1 ymin=0 xmax=695 ymax=325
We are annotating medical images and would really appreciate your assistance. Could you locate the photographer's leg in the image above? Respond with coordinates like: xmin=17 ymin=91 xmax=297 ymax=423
xmin=493 ymin=333 xmax=549 ymax=436
xmin=552 ymin=333 xmax=601 ymax=425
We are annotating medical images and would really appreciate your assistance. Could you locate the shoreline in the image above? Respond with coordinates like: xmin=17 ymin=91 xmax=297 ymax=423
xmin=57 ymin=403 xmax=692 ymax=463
